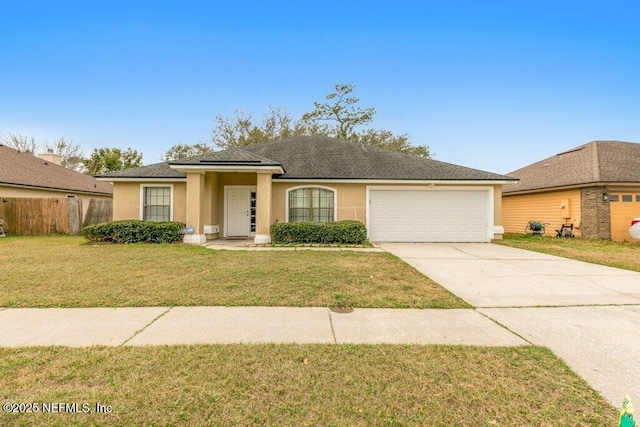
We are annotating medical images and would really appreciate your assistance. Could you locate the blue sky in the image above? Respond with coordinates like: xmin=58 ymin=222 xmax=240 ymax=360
xmin=1 ymin=1 xmax=639 ymax=174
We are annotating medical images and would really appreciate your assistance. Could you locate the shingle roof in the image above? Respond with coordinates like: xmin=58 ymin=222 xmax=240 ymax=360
xmin=503 ymin=140 xmax=640 ymax=194
xmin=239 ymin=136 xmax=512 ymax=180
xmin=96 ymin=161 xmax=186 ymax=179
xmin=170 ymin=147 xmax=281 ymax=166
xmin=0 ymin=144 xmax=113 ymax=195
xmin=99 ymin=136 xmax=513 ymax=181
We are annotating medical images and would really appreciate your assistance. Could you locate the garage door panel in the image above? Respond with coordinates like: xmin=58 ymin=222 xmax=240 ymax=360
xmin=369 ymin=190 xmax=490 ymax=242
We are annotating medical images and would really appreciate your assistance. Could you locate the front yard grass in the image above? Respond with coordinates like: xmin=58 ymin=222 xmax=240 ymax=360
xmin=0 ymin=236 xmax=466 ymax=309
xmin=0 ymin=344 xmax=616 ymax=426
xmin=498 ymin=233 xmax=640 ymax=272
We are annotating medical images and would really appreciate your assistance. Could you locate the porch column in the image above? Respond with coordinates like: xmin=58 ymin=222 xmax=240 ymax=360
xmin=255 ymin=172 xmax=272 ymax=244
xmin=184 ymin=172 xmax=206 ymax=244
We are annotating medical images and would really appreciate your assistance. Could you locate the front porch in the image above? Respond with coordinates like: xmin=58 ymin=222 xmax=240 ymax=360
xmin=178 ymin=169 xmax=278 ymax=245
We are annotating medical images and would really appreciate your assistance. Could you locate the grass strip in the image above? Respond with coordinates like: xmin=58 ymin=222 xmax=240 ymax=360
xmin=498 ymin=233 xmax=640 ymax=272
xmin=0 ymin=344 xmax=616 ymax=426
xmin=0 ymin=236 xmax=466 ymax=309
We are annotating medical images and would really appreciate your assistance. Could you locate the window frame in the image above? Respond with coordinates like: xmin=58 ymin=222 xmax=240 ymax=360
xmin=140 ymin=184 xmax=174 ymax=222
xmin=285 ymin=185 xmax=337 ymax=223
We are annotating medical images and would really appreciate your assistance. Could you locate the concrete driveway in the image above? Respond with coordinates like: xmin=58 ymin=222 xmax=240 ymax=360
xmin=380 ymin=242 xmax=640 ymax=406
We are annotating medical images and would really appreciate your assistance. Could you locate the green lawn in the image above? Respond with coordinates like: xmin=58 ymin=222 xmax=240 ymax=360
xmin=0 ymin=236 xmax=467 ymax=309
xmin=0 ymin=344 xmax=616 ymax=426
xmin=498 ymin=233 xmax=640 ymax=272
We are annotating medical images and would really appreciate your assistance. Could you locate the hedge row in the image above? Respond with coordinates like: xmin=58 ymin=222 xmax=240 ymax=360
xmin=82 ymin=220 xmax=186 ymax=244
xmin=270 ymin=220 xmax=367 ymax=244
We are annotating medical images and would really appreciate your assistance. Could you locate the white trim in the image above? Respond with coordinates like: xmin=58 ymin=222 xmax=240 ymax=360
xmin=170 ymin=165 xmax=283 ymax=173
xmin=140 ymin=184 xmax=174 ymax=221
xmin=285 ymin=185 xmax=338 ymax=223
xmin=223 ymin=185 xmax=257 ymax=238
xmin=273 ymin=178 xmax=512 ymax=185
xmin=365 ymin=185 xmax=495 ymax=242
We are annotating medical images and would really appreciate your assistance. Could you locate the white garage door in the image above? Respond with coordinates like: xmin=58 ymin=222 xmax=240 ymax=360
xmin=368 ymin=190 xmax=490 ymax=242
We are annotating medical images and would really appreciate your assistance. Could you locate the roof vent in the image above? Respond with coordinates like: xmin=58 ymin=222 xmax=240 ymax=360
xmin=544 ymin=163 xmax=549 ymax=167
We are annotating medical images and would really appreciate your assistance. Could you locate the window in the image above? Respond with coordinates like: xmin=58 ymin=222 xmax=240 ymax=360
xmin=636 ymin=195 xmax=640 ymax=202
xmin=622 ymin=195 xmax=633 ymax=202
xmin=288 ymin=187 xmax=335 ymax=222
xmin=250 ymin=190 xmax=257 ymax=232
xmin=143 ymin=186 xmax=171 ymax=221
xmin=609 ymin=194 xmax=619 ymax=202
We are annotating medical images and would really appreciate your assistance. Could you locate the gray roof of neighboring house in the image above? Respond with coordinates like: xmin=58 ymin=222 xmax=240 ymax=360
xmin=98 ymin=136 xmax=513 ymax=181
xmin=0 ymin=144 xmax=113 ymax=195
xmin=503 ymin=140 xmax=640 ymax=194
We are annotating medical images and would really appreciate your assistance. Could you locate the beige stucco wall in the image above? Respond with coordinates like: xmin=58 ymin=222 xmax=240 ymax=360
xmin=502 ymin=188 xmax=582 ymax=236
xmin=0 ymin=184 xmax=112 ymax=219
xmin=271 ymin=182 xmax=367 ymax=224
xmin=112 ymin=181 xmax=186 ymax=223
xmin=272 ymin=182 xmax=503 ymax=232
xmin=112 ymin=176 xmax=505 ymax=241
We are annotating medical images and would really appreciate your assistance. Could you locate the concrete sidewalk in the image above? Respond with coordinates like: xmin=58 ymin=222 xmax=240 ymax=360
xmin=0 ymin=306 xmax=526 ymax=347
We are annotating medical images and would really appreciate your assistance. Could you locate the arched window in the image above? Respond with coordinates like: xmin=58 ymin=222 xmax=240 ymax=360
xmin=288 ymin=187 xmax=335 ymax=222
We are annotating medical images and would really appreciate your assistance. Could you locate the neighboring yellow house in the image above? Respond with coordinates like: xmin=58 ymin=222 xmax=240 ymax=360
xmin=0 ymin=144 xmax=113 ymax=220
xmin=97 ymin=136 xmax=514 ymax=244
xmin=503 ymin=140 xmax=640 ymax=241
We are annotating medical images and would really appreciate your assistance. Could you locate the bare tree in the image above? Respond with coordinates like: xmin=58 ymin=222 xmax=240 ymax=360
xmin=354 ymin=129 xmax=432 ymax=158
xmin=210 ymin=83 xmax=431 ymax=157
xmin=0 ymin=133 xmax=38 ymax=153
xmin=212 ymin=105 xmax=330 ymax=150
xmin=163 ymin=142 xmax=214 ymax=161
xmin=45 ymin=138 xmax=85 ymax=172
xmin=302 ymin=83 xmax=376 ymax=140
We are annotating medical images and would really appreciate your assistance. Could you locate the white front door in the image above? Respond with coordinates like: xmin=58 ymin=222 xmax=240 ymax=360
xmin=227 ymin=188 xmax=251 ymax=237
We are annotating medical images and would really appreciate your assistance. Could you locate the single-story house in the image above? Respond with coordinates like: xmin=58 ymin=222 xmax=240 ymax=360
xmin=0 ymin=143 xmax=113 ymax=220
xmin=502 ymin=140 xmax=640 ymax=241
xmin=97 ymin=136 xmax=514 ymax=244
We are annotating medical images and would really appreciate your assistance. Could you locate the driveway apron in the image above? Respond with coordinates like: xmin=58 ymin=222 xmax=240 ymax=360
xmin=380 ymin=242 xmax=640 ymax=405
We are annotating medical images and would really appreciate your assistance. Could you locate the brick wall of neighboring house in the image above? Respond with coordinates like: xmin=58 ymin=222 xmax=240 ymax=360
xmin=580 ymin=186 xmax=611 ymax=239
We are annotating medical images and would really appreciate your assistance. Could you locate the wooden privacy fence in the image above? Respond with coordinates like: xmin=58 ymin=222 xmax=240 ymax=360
xmin=0 ymin=197 xmax=113 ymax=236
xmin=83 ymin=198 xmax=113 ymax=227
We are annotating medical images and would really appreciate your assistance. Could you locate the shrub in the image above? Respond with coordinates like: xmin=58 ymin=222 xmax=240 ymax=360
xmin=82 ymin=220 xmax=186 ymax=244
xmin=270 ymin=220 xmax=367 ymax=244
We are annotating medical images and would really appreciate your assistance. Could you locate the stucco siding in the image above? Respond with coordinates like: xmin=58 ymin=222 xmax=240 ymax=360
xmin=112 ymin=182 xmax=186 ymax=223
xmin=502 ymin=189 xmax=582 ymax=236
xmin=271 ymin=182 xmax=366 ymax=224
xmin=112 ymin=177 xmax=505 ymax=242
xmin=272 ymin=182 xmax=501 ymax=228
